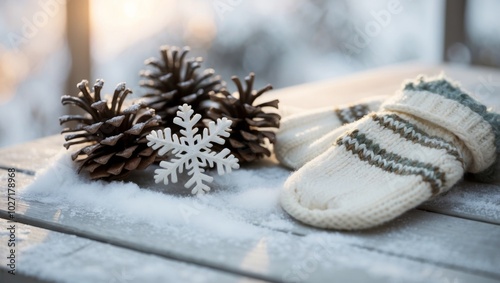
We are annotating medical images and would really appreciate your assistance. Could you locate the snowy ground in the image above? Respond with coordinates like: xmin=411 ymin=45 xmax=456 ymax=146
xmin=13 ymin=149 xmax=499 ymax=282
xmin=23 ymin=151 xmax=293 ymax=240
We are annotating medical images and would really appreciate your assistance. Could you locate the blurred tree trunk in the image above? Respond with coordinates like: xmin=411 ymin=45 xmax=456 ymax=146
xmin=443 ymin=0 xmax=468 ymax=62
xmin=65 ymin=0 xmax=91 ymax=115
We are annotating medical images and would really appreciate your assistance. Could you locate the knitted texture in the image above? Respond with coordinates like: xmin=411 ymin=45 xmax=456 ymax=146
xmin=275 ymin=96 xmax=384 ymax=169
xmin=281 ymin=76 xmax=500 ymax=230
xmin=403 ymin=76 xmax=500 ymax=182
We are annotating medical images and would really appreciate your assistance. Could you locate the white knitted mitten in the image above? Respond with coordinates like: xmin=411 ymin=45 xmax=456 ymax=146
xmin=275 ymin=96 xmax=384 ymax=169
xmin=280 ymin=76 xmax=500 ymax=230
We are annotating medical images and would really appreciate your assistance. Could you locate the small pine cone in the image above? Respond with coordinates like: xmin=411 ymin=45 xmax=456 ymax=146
xmin=60 ymin=79 xmax=161 ymax=180
xmin=208 ymin=73 xmax=280 ymax=163
xmin=140 ymin=45 xmax=224 ymax=130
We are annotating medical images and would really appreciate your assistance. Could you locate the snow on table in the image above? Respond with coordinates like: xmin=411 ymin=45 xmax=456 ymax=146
xmin=0 ymin=219 xmax=244 ymax=283
xmin=2 ymin=139 xmax=499 ymax=282
xmin=1 ymin=63 xmax=500 ymax=283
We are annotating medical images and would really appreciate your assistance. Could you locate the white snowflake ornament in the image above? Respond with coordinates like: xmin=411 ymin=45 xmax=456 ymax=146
xmin=146 ymin=104 xmax=239 ymax=195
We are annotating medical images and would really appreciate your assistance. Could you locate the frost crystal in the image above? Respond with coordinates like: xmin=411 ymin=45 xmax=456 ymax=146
xmin=146 ymin=104 xmax=240 ymax=195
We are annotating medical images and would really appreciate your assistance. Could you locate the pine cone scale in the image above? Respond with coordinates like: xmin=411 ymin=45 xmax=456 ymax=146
xmin=124 ymin=157 xmax=141 ymax=171
xmin=83 ymin=122 xmax=104 ymax=134
xmin=248 ymin=142 xmax=270 ymax=155
xmin=106 ymin=116 xmax=126 ymax=127
xmin=100 ymin=133 xmax=124 ymax=146
xmin=59 ymin=115 xmax=93 ymax=125
xmin=82 ymin=162 xmax=101 ymax=174
xmin=240 ymin=130 xmax=258 ymax=141
xmin=138 ymin=147 xmax=154 ymax=157
xmin=124 ymin=123 xmax=146 ymax=135
xmin=256 ymin=100 xmax=279 ymax=108
xmin=137 ymin=154 xmax=156 ymax=170
xmin=94 ymin=152 xmax=114 ymax=165
xmin=229 ymin=138 xmax=246 ymax=149
xmin=91 ymin=101 xmax=108 ymax=112
xmin=116 ymin=145 xmax=138 ymax=158
xmin=108 ymin=162 xmax=126 ymax=176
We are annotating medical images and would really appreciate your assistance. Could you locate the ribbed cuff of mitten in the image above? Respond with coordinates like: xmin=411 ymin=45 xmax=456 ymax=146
xmin=382 ymin=76 xmax=500 ymax=181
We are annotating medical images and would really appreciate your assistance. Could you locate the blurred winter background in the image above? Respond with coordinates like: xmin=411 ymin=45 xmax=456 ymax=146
xmin=0 ymin=0 xmax=499 ymax=147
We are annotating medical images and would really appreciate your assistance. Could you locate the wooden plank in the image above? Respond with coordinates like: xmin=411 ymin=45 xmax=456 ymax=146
xmin=258 ymin=209 xmax=500 ymax=278
xmin=268 ymin=62 xmax=500 ymax=109
xmin=419 ymin=180 xmax=500 ymax=224
xmin=0 ymin=219 xmax=253 ymax=283
xmin=266 ymin=62 xmax=438 ymax=109
xmin=1 ymin=270 xmax=49 ymax=283
xmin=0 ymin=188 xmax=498 ymax=283
xmin=0 ymin=158 xmax=499 ymax=282
xmin=0 ymin=135 xmax=61 ymax=175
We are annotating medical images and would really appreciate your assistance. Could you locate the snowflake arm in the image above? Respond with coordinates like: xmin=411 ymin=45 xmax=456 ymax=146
xmin=185 ymin=160 xmax=213 ymax=195
xmin=200 ymin=148 xmax=239 ymax=175
xmin=146 ymin=104 xmax=239 ymax=195
xmin=198 ymin=119 xmax=239 ymax=175
xmin=154 ymin=155 xmax=189 ymax=184
xmin=173 ymin=105 xmax=201 ymax=147
xmin=200 ymin=118 xmax=232 ymax=146
xmin=147 ymin=128 xmax=189 ymax=156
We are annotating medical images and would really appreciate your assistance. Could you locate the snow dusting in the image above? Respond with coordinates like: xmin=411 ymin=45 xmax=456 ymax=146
xmin=422 ymin=180 xmax=500 ymax=221
xmin=22 ymin=151 xmax=269 ymax=239
xmin=11 ymin=226 xmax=239 ymax=283
xmin=18 ymin=144 xmax=500 ymax=282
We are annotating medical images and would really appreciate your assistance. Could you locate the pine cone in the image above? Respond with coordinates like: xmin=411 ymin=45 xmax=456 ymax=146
xmin=208 ymin=73 xmax=280 ymax=163
xmin=60 ymin=79 xmax=161 ymax=180
xmin=140 ymin=45 xmax=224 ymax=130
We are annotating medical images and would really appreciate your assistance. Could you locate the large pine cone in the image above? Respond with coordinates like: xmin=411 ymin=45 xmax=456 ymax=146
xmin=60 ymin=79 xmax=161 ymax=180
xmin=140 ymin=45 xmax=224 ymax=130
xmin=208 ymin=73 xmax=280 ymax=163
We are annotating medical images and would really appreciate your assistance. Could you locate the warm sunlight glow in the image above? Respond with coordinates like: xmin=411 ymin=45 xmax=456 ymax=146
xmin=239 ymin=238 xmax=270 ymax=283
xmin=184 ymin=14 xmax=217 ymax=47
xmin=90 ymin=0 xmax=176 ymax=59
xmin=90 ymin=0 xmax=219 ymax=60
xmin=122 ymin=0 xmax=139 ymax=19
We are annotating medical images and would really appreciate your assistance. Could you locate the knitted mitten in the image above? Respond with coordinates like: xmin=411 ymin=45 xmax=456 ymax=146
xmin=275 ymin=96 xmax=384 ymax=169
xmin=280 ymin=76 xmax=500 ymax=230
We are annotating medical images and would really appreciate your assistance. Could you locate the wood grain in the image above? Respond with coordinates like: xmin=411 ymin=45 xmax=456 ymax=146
xmin=0 ymin=184 xmax=498 ymax=283
xmin=0 ymin=219 xmax=251 ymax=283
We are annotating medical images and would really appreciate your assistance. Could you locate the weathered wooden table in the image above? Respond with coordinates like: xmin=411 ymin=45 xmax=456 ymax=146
xmin=1 ymin=63 xmax=499 ymax=283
